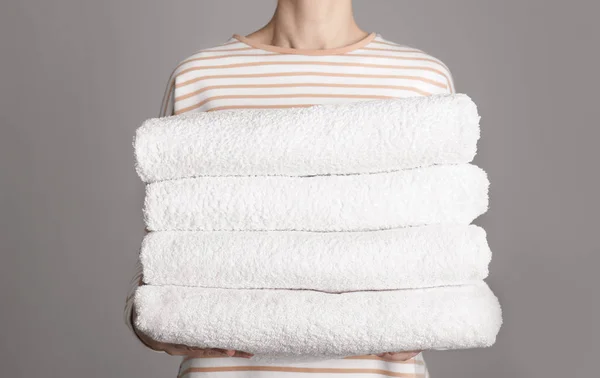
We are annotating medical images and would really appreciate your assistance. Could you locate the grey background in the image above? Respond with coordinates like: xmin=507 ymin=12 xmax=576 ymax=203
xmin=1 ymin=0 xmax=598 ymax=377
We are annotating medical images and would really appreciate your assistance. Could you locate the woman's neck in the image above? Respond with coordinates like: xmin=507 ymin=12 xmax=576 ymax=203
xmin=246 ymin=0 xmax=368 ymax=50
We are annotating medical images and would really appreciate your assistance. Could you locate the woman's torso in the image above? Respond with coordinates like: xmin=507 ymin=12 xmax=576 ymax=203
xmin=159 ymin=32 xmax=454 ymax=378
xmin=160 ymin=32 xmax=454 ymax=116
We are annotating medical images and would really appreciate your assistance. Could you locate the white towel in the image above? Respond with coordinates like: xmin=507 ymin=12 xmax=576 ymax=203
xmin=143 ymin=164 xmax=489 ymax=232
xmin=140 ymin=225 xmax=491 ymax=291
xmin=134 ymin=94 xmax=480 ymax=182
xmin=133 ymin=282 xmax=502 ymax=362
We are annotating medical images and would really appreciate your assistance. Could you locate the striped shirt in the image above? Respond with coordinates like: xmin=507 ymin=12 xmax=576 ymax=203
xmin=126 ymin=32 xmax=455 ymax=378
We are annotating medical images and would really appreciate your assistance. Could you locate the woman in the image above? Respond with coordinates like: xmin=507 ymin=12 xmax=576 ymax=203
xmin=125 ymin=0 xmax=454 ymax=376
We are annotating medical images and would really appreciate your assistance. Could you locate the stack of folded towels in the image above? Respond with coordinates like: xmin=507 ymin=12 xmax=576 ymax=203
xmin=132 ymin=94 xmax=502 ymax=362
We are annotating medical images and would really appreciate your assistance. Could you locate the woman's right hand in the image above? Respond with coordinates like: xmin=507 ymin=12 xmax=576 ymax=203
xmin=132 ymin=304 xmax=254 ymax=358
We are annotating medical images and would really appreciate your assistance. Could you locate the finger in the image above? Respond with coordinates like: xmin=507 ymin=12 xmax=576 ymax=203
xmin=191 ymin=349 xmax=228 ymax=358
xmin=377 ymin=351 xmax=420 ymax=361
xmin=213 ymin=348 xmax=237 ymax=357
xmin=167 ymin=345 xmax=226 ymax=358
xmin=382 ymin=350 xmax=421 ymax=356
xmin=165 ymin=350 xmax=185 ymax=356
xmin=376 ymin=352 xmax=396 ymax=358
xmin=164 ymin=346 xmax=191 ymax=356
xmin=234 ymin=351 xmax=254 ymax=358
xmin=397 ymin=350 xmax=421 ymax=356
xmin=213 ymin=349 xmax=253 ymax=358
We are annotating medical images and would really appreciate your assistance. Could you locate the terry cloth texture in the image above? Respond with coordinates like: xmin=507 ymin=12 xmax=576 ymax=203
xmin=134 ymin=94 xmax=480 ymax=182
xmin=140 ymin=224 xmax=491 ymax=291
xmin=143 ymin=164 xmax=489 ymax=232
xmin=130 ymin=93 xmax=502 ymax=360
xmin=133 ymin=282 xmax=502 ymax=363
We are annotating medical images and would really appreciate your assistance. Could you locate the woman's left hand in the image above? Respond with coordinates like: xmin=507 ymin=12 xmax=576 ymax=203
xmin=375 ymin=351 xmax=421 ymax=361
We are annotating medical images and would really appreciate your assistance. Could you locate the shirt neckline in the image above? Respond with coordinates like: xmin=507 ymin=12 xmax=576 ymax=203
xmin=231 ymin=32 xmax=378 ymax=56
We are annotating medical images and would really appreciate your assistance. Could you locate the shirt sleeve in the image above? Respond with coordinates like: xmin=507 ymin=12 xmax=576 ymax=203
xmin=447 ymin=68 xmax=456 ymax=94
xmin=428 ymin=51 xmax=456 ymax=94
xmin=441 ymin=60 xmax=456 ymax=94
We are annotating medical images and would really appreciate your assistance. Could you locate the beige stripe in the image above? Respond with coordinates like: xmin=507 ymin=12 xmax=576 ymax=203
xmin=344 ymin=356 xmax=425 ymax=365
xmin=179 ymin=53 xmax=444 ymax=67
xmin=159 ymin=43 xmax=256 ymax=115
xmin=181 ymin=355 xmax=423 ymax=365
xmin=344 ymin=54 xmax=450 ymax=72
xmin=163 ymin=53 xmax=282 ymax=114
xmin=161 ymin=39 xmax=452 ymax=115
xmin=177 ymin=47 xmax=450 ymax=68
xmin=362 ymin=46 xmax=449 ymax=72
xmin=179 ymin=53 xmax=280 ymax=64
xmin=174 ymin=61 xmax=452 ymax=84
xmin=370 ymin=41 xmax=453 ymax=91
xmin=176 ymin=49 xmax=259 ymax=72
xmin=179 ymin=366 xmax=424 ymax=378
xmin=371 ymin=40 xmax=411 ymax=48
xmin=175 ymin=94 xmax=397 ymax=114
xmin=176 ymin=52 xmax=447 ymax=74
xmin=205 ymin=104 xmax=317 ymax=112
xmin=176 ymin=71 xmax=447 ymax=89
xmin=176 ymin=48 xmax=448 ymax=76
xmin=369 ymin=42 xmax=452 ymax=78
xmin=175 ymin=83 xmax=432 ymax=102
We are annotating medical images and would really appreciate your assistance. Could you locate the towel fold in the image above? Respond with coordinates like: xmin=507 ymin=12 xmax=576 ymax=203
xmin=133 ymin=282 xmax=502 ymax=362
xmin=134 ymin=94 xmax=480 ymax=182
xmin=140 ymin=225 xmax=491 ymax=291
xmin=143 ymin=164 xmax=489 ymax=232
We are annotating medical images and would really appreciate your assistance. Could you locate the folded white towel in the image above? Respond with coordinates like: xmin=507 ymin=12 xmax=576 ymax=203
xmin=134 ymin=94 xmax=480 ymax=182
xmin=140 ymin=225 xmax=491 ymax=291
xmin=133 ymin=282 xmax=502 ymax=362
xmin=143 ymin=164 xmax=488 ymax=232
